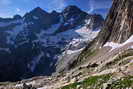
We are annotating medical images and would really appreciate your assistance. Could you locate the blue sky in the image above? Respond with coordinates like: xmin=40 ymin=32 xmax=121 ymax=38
xmin=0 ymin=0 xmax=112 ymax=18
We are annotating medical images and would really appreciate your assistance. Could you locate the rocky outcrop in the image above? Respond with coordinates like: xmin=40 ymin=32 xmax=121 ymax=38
xmin=96 ymin=0 xmax=133 ymax=45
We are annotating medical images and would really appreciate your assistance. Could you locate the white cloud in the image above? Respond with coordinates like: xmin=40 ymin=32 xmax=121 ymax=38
xmin=16 ymin=8 xmax=20 ymax=12
xmin=0 ymin=13 xmax=12 ymax=18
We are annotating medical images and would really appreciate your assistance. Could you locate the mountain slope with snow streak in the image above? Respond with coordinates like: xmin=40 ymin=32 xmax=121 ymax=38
xmin=104 ymin=35 xmax=133 ymax=51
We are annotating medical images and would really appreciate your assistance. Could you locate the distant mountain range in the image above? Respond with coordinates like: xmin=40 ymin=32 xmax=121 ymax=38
xmin=0 ymin=5 xmax=104 ymax=82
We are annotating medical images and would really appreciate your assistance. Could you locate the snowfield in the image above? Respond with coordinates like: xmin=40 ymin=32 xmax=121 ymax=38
xmin=104 ymin=35 xmax=133 ymax=50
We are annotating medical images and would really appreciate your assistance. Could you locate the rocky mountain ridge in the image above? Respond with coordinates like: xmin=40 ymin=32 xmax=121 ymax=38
xmin=0 ymin=6 xmax=103 ymax=82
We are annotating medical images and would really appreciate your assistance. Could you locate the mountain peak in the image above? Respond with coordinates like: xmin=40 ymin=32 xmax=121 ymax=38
xmin=51 ymin=10 xmax=58 ymax=14
xmin=23 ymin=7 xmax=50 ymax=22
xmin=63 ymin=5 xmax=81 ymax=13
xmin=31 ymin=7 xmax=49 ymax=14
xmin=33 ymin=7 xmax=43 ymax=11
xmin=62 ymin=5 xmax=87 ymax=20
xmin=13 ymin=14 xmax=22 ymax=20
xmin=51 ymin=10 xmax=60 ymax=16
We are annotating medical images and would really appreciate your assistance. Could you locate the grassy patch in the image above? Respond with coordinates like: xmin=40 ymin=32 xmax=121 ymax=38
xmin=60 ymin=74 xmax=111 ymax=89
xmin=110 ymin=76 xmax=133 ymax=88
xmin=0 ymin=82 xmax=11 ymax=86
xmin=60 ymin=82 xmax=81 ymax=89
xmin=60 ymin=75 xmax=133 ymax=89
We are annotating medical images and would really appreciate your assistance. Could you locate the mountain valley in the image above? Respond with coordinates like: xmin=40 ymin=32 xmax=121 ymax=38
xmin=0 ymin=0 xmax=133 ymax=89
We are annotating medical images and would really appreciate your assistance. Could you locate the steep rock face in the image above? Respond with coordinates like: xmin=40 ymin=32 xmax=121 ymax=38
xmin=69 ymin=0 xmax=133 ymax=69
xmin=0 ymin=6 xmax=103 ymax=81
xmin=96 ymin=0 xmax=133 ymax=46
xmin=108 ymin=0 xmax=133 ymax=43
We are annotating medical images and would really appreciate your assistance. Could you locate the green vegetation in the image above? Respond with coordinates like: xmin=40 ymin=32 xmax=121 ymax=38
xmin=110 ymin=76 xmax=133 ymax=88
xmin=60 ymin=74 xmax=111 ymax=89
xmin=60 ymin=75 xmax=133 ymax=89
xmin=60 ymin=82 xmax=81 ymax=89
xmin=0 ymin=82 xmax=15 ymax=86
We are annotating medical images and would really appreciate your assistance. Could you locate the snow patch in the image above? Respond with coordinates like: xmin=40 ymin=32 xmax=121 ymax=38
xmin=6 ymin=24 xmax=24 ymax=44
xmin=124 ymin=35 xmax=133 ymax=44
xmin=35 ymin=20 xmax=100 ymax=55
xmin=28 ymin=52 xmax=44 ymax=72
xmin=38 ymin=86 xmax=48 ymax=89
xmin=130 ymin=46 xmax=133 ymax=49
xmin=104 ymin=35 xmax=133 ymax=50
xmin=104 ymin=42 xmax=121 ymax=51
xmin=17 ymin=40 xmax=29 ymax=46
xmin=67 ymin=48 xmax=84 ymax=54
xmin=131 ymin=59 xmax=133 ymax=63
xmin=15 ymin=81 xmax=36 ymax=88
xmin=85 ymin=19 xmax=91 ymax=25
xmin=46 ymin=53 xmax=50 ymax=57
xmin=0 ymin=48 xmax=10 ymax=53
xmin=33 ymin=16 xmax=39 ymax=20
xmin=75 ymin=26 xmax=100 ymax=41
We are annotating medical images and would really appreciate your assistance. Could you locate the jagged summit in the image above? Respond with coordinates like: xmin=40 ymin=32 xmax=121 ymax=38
xmin=63 ymin=5 xmax=81 ymax=13
xmin=62 ymin=5 xmax=85 ymax=18
xmin=33 ymin=7 xmax=43 ymax=10
xmin=30 ymin=7 xmax=49 ymax=15
xmin=24 ymin=7 xmax=49 ymax=19
xmin=50 ymin=10 xmax=60 ymax=16
xmin=13 ymin=14 xmax=22 ymax=20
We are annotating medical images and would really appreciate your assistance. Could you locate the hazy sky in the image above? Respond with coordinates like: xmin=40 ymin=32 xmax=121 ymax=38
xmin=0 ymin=0 xmax=112 ymax=18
